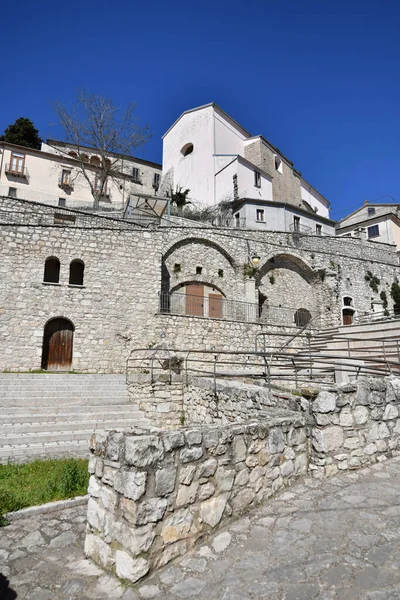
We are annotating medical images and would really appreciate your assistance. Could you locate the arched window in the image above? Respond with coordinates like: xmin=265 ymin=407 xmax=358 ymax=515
xmin=43 ymin=257 xmax=60 ymax=284
xmin=81 ymin=153 xmax=89 ymax=163
xmin=90 ymin=155 xmax=100 ymax=166
xmin=181 ymin=143 xmax=194 ymax=157
xmin=294 ymin=308 xmax=312 ymax=327
xmin=69 ymin=260 xmax=85 ymax=286
xmin=343 ymin=296 xmax=353 ymax=307
xmin=68 ymin=151 xmax=78 ymax=158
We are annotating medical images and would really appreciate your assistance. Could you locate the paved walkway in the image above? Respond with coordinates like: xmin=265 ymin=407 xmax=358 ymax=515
xmin=1 ymin=458 xmax=400 ymax=600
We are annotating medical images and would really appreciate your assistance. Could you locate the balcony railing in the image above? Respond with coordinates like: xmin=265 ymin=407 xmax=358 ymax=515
xmin=58 ymin=177 xmax=74 ymax=190
xmin=5 ymin=164 xmax=29 ymax=180
xmin=289 ymin=222 xmax=312 ymax=235
xmin=158 ymin=291 xmax=320 ymax=327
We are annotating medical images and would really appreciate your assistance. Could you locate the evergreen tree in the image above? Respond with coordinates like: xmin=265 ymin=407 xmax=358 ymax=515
xmin=0 ymin=117 xmax=42 ymax=149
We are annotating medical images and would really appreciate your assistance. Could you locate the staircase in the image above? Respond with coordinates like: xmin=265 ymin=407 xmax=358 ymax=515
xmin=0 ymin=373 xmax=151 ymax=464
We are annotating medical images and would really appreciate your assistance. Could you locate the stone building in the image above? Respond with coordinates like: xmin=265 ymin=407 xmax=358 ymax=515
xmin=0 ymin=195 xmax=398 ymax=373
xmin=0 ymin=140 xmax=162 ymax=212
xmin=162 ymin=103 xmax=335 ymax=236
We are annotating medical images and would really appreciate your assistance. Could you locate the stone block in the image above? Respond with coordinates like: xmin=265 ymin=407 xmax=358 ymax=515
xmin=200 ymin=494 xmax=229 ymax=528
xmin=215 ymin=467 xmax=235 ymax=492
xmin=84 ymin=534 xmax=114 ymax=569
xmin=155 ymin=466 xmax=177 ymax=496
xmin=353 ymin=406 xmax=369 ymax=425
xmin=179 ymin=465 xmax=197 ymax=485
xmin=197 ymin=458 xmax=217 ymax=479
xmin=176 ymin=482 xmax=199 ymax=507
xmin=268 ymin=428 xmax=285 ymax=454
xmin=100 ymin=485 xmax=118 ymax=513
xmin=125 ymin=435 xmax=164 ymax=467
xmin=115 ymin=550 xmax=149 ymax=583
xmin=313 ymin=391 xmax=336 ymax=413
xmin=233 ymin=436 xmax=247 ymax=463
xmin=383 ymin=404 xmax=398 ymax=420
xmin=106 ymin=432 xmax=123 ymax=462
xmin=339 ymin=407 xmax=354 ymax=427
xmin=88 ymin=475 xmax=101 ymax=498
xmin=162 ymin=431 xmax=185 ymax=452
xmin=134 ymin=498 xmax=168 ymax=525
xmin=280 ymin=460 xmax=294 ymax=478
xmin=87 ymin=497 xmax=106 ymax=532
xmin=111 ymin=521 xmax=155 ymax=556
xmin=312 ymin=426 xmax=344 ymax=453
xmin=249 ymin=465 xmax=266 ymax=483
xmin=197 ymin=482 xmax=215 ymax=501
xmin=123 ymin=470 xmax=147 ymax=501
xmin=180 ymin=446 xmax=203 ymax=463
xmin=185 ymin=430 xmax=203 ymax=446
xmin=161 ymin=509 xmax=196 ymax=544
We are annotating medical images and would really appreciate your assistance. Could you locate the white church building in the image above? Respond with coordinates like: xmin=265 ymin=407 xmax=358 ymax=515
xmin=162 ymin=103 xmax=335 ymax=235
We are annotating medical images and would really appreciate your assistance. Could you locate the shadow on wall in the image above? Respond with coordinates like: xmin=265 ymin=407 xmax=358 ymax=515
xmin=0 ymin=573 xmax=18 ymax=599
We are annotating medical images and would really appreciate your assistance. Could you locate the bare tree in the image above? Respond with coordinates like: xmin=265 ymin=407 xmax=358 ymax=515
xmin=52 ymin=90 xmax=151 ymax=208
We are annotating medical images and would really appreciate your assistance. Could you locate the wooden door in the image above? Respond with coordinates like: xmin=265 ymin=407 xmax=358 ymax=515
xmin=185 ymin=285 xmax=204 ymax=316
xmin=42 ymin=318 xmax=74 ymax=370
xmin=342 ymin=310 xmax=353 ymax=325
xmin=209 ymin=293 xmax=223 ymax=318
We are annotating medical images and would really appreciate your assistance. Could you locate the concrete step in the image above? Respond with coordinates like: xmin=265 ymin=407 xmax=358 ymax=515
xmin=0 ymin=440 xmax=91 ymax=463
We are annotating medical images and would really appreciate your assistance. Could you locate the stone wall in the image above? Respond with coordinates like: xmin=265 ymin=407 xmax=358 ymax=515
xmin=1 ymin=194 xmax=399 ymax=372
xmin=310 ymin=377 xmax=400 ymax=476
xmin=85 ymin=415 xmax=308 ymax=583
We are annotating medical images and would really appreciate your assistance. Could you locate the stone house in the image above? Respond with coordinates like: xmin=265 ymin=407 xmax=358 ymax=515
xmin=0 ymin=140 xmax=162 ymax=212
xmin=162 ymin=103 xmax=335 ymax=236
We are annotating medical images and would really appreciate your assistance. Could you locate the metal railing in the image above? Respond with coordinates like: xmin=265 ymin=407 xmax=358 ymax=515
xmin=158 ymin=291 xmax=320 ymax=327
xmin=58 ymin=176 xmax=74 ymax=190
xmin=5 ymin=164 xmax=29 ymax=180
xmin=126 ymin=343 xmax=400 ymax=393
xmin=289 ymin=222 xmax=312 ymax=234
xmin=353 ymin=308 xmax=400 ymax=324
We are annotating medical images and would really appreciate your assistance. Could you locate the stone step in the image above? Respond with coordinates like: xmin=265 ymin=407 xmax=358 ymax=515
xmin=0 ymin=416 xmax=149 ymax=433
xmin=0 ymin=439 xmax=91 ymax=464
xmin=0 ymin=397 xmax=131 ymax=407
xmin=1 ymin=404 xmax=140 ymax=417
xmin=0 ymin=422 xmax=150 ymax=446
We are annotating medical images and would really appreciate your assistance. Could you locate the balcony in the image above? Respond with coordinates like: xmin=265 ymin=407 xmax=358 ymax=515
xmin=5 ymin=164 xmax=29 ymax=181
xmin=288 ymin=222 xmax=312 ymax=235
xmin=58 ymin=177 xmax=74 ymax=191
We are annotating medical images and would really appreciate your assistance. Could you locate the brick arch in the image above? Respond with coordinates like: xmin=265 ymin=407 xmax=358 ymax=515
xmin=162 ymin=237 xmax=236 ymax=269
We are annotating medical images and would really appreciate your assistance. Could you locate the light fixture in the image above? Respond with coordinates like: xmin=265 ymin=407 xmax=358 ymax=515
xmin=251 ymin=254 xmax=260 ymax=266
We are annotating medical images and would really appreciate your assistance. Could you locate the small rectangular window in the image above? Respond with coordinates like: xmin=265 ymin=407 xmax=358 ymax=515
xmin=256 ymin=209 xmax=265 ymax=222
xmin=153 ymin=173 xmax=160 ymax=187
xmin=316 ymin=224 xmax=322 ymax=236
xmin=293 ymin=216 xmax=300 ymax=232
xmin=58 ymin=198 xmax=66 ymax=207
xmin=132 ymin=167 xmax=140 ymax=182
xmin=275 ymin=156 xmax=283 ymax=173
xmin=367 ymin=224 xmax=379 ymax=238
xmin=196 ymin=266 xmax=202 ymax=274
xmin=8 ymin=187 xmax=17 ymax=198
xmin=254 ymin=171 xmax=261 ymax=188
xmin=368 ymin=207 xmax=376 ymax=216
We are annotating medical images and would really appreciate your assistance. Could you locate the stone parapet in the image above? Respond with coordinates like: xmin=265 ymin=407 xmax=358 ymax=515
xmin=85 ymin=415 xmax=308 ymax=583
xmin=309 ymin=377 xmax=400 ymax=476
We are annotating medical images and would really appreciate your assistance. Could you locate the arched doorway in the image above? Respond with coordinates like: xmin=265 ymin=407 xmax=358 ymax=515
xmin=41 ymin=318 xmax=74 ymax=371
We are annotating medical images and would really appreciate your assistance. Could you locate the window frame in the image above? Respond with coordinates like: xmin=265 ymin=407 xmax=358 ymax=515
xmin=10 ymin=152 xmax=25 ymax=174
xmin=316 ymin=224 xmax=322 ymax=236
xmin=367 ymin=224 xmax=380 ymax=238
xmin=367 ymin=207 xmax=376 ymax=216
xmin=254 ymin=171 xmax=261 ymax=188
xmin=132 ymin=167 xmax=141 ymax=183
xmin=293 ymin=216 xmax=301 ymax=232
xmin=255 ymin=208 xmax=265 ymax=222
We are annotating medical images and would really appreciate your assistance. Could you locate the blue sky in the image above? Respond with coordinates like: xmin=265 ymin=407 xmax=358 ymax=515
xmin=1 ymin=0 xmax=399 ymax=220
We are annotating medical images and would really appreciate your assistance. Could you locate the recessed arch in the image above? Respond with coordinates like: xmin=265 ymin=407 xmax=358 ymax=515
xmin=43 ymin=256 xmax=60 ymax=284
xmin=163 ymin=237 xmax=235 ymax=269
xmin=294 ymin=308 xmax=312 ymax=327
xmin=69 ymin=259 xmax=85 ymax=286
xmin=68 ymin=151 xmax=78 ymax=158
xmin=90 ymin=155 xmax=101 ymax=166
xmin=169 ymin=281 xmax=225 ymax=318
xmin=41 ymin=317 xmax=74 ymax=371
xmin=181 ymin=143 xmax=194 ymax=157
xmin=258 ymin=253 xmax=315 ymax=284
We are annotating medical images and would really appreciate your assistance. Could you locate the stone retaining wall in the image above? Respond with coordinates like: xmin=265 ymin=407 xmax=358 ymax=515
xmin=85 ymin=415 xmax=308 ymax=583
xmin=310 ymin=377 xmax=400 ymax=476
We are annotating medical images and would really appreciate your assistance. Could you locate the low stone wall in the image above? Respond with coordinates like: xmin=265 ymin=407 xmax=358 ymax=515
xmin=310 ymin=377 xmax=400 ymax=476
xmin=128 ymin=379 xmax=184 ymax=428
xmin=85 ymin=415 xmax=308 ymax=583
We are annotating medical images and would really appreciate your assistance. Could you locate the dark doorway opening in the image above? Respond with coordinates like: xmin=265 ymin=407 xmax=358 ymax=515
xmin=41 ymin=318 xmax=74 ymax=371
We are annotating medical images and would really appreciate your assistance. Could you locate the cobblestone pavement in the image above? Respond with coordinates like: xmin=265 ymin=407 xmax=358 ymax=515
xmin=1 ymin=457 xmax=400 ymax=600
